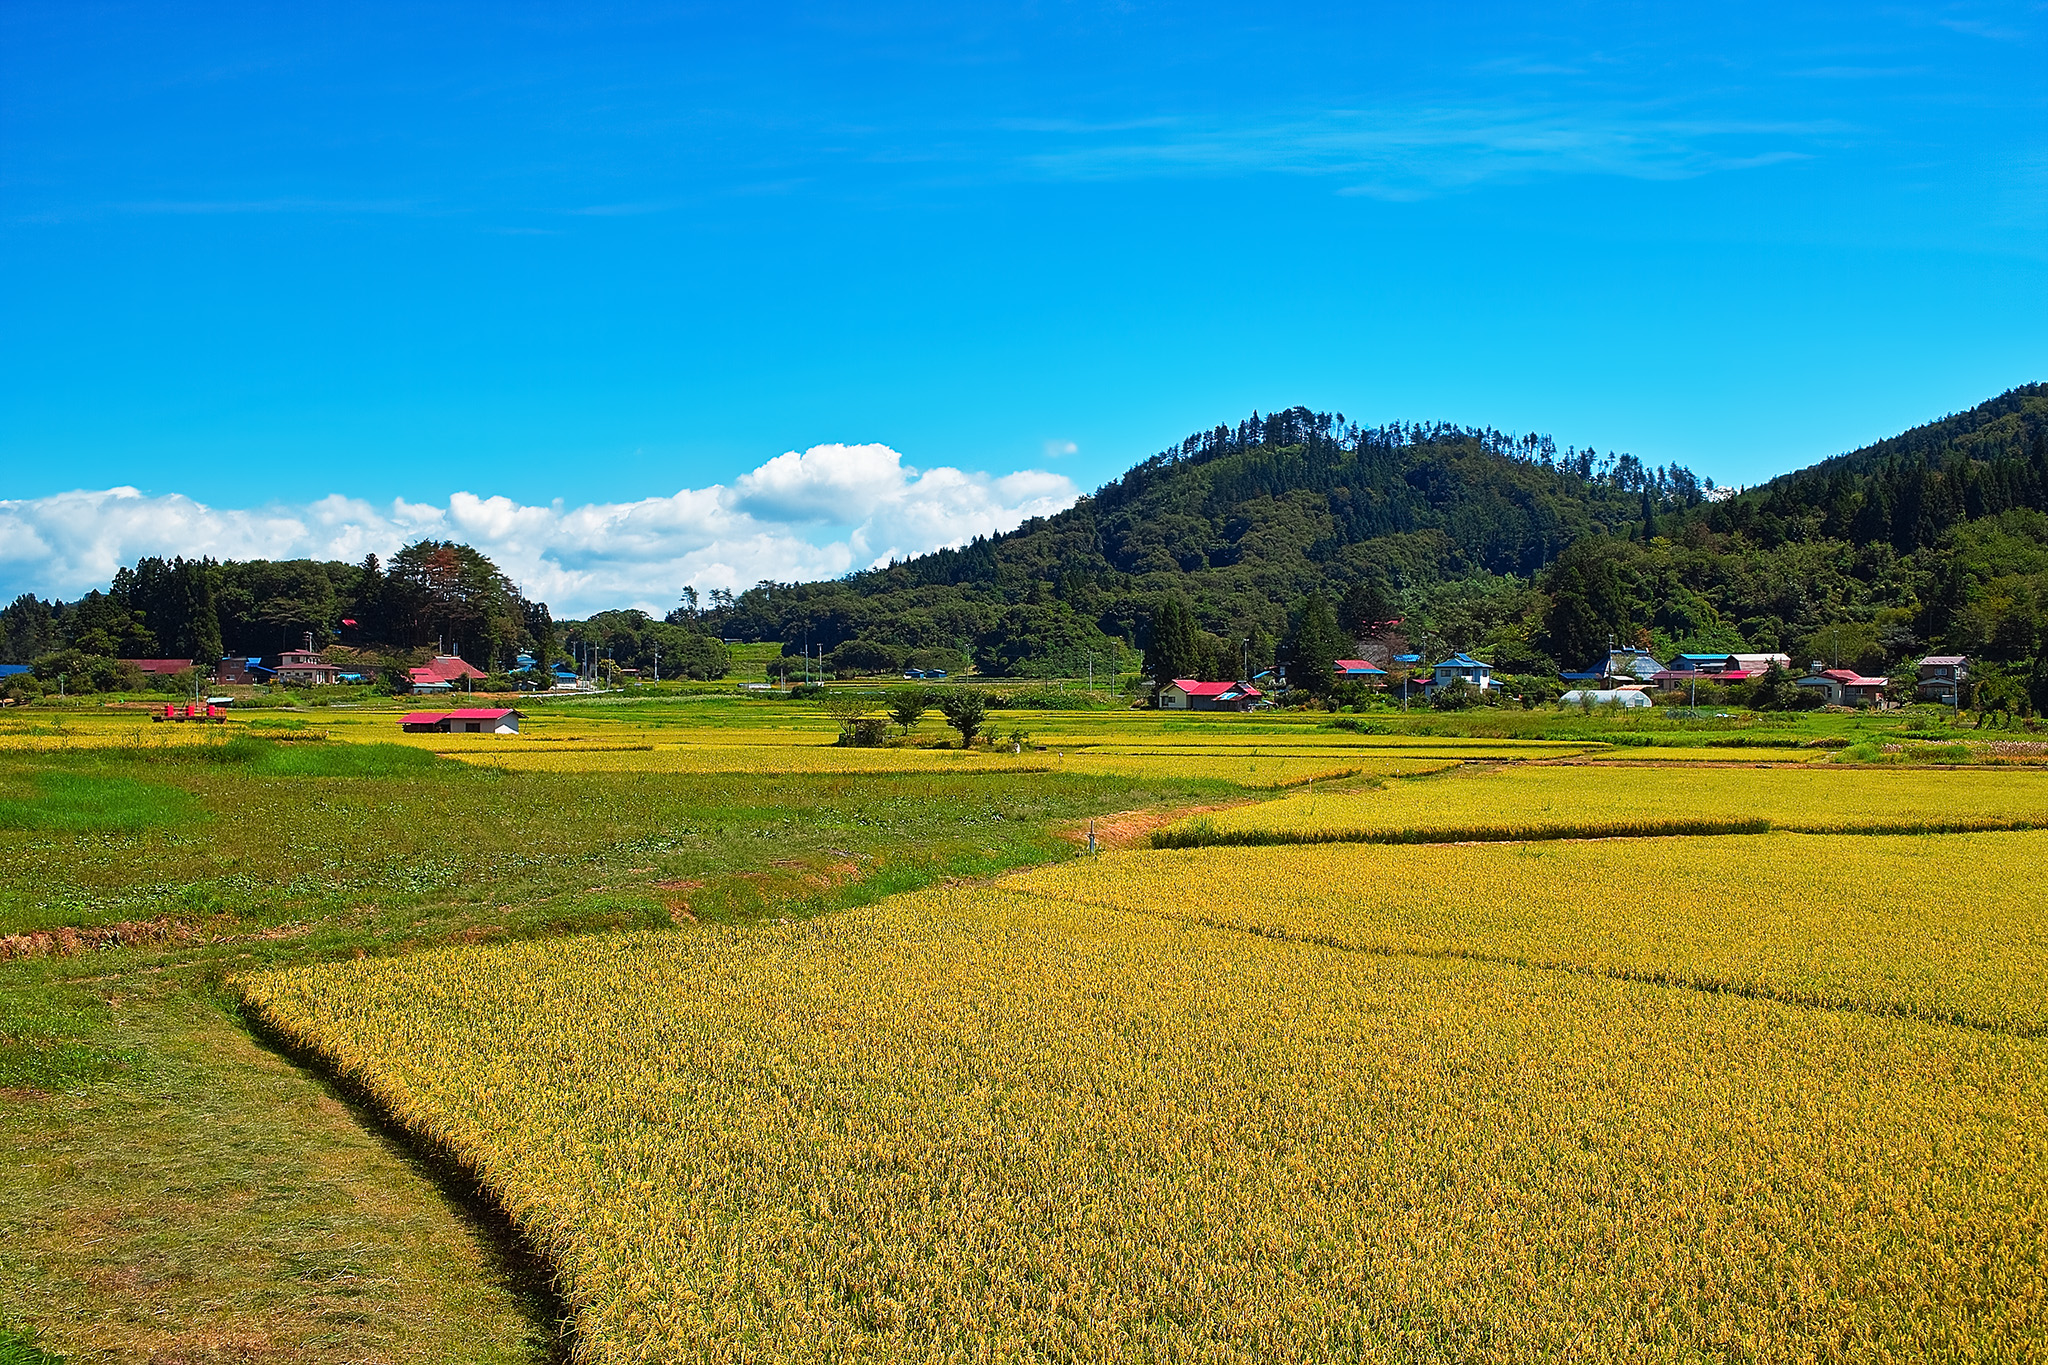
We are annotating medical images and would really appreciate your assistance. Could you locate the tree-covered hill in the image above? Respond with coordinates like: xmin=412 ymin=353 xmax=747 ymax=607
xmin=1701 ymin=384 xmax=2048 ymax=554
xmin=697 ymin=387 xmax=2048 ymax=700
xmin=708 ymin=408 xmax=1717 ymax=680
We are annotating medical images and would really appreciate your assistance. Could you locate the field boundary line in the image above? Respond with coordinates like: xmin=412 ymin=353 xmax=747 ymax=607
xmin=234 ymin=997 xmax=583 ymax=1361
xmin=1150 ymin=815 xmax=2048 ymax=849
xmin=997 ymin=886 xmax=2044 ymax=1040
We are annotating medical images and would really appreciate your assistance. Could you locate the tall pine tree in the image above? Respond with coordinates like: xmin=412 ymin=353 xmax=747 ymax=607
xmin=1143 ymin=593 xmax=1203 ymax=687
xmin=1284 ymin=592 xmax=1345 ymax=700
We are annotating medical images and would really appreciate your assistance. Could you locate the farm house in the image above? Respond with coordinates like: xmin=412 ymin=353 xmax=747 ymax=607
xmin=407 ymin=655 xmax=488 ymax=692
xmin=399 ymin=708 xmax=522 ymax=734
xmin=1156 ymin=680 xmax=1264 ymax=712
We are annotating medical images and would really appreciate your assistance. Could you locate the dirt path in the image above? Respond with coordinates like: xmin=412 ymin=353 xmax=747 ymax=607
xmin=1056 ymin=804 xmax=1247 ymax=852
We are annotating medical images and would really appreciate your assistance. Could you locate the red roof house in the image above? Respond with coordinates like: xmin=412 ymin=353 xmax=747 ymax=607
xmin=407 ymin=655 xmax=487 ymax=692
xmin=400 ymin=708 xmax=521 ymax=734
xmin=1796 ymin=668 xmax=1889 ymax=708
xmin=1157 ymin=679 xmax=1264 ymax=712
xmin=119 ymin=658 xmax=195 ymax=677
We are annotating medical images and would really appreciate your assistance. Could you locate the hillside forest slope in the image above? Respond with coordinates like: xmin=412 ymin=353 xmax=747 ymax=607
xmin=713 ymin=387 xmax=2048 ymax=690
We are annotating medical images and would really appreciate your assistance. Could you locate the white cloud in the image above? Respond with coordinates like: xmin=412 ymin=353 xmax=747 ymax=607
xmin=0 ymin=444 xmax=1079 ymax=619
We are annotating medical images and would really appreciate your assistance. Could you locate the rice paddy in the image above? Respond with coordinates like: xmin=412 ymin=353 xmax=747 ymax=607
xmin=242 ymin=887 xmax=2048 ymax=1364
xmin=10 ymin=690 xmax=2047 ymax=1361
xmin=1157 ymin=762 xmax=2048 ymax=845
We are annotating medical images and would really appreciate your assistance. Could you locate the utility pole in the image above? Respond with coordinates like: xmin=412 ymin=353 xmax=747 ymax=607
xmin=651 ymin=642 xmax=659 ymax=685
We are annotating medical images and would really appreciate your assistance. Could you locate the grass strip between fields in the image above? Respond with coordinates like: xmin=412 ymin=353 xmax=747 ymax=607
xmin=1152 ymin=812 xmax=2048 ymax=847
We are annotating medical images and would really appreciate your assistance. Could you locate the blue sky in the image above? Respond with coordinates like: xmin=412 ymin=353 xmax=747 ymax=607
xmin=2 ymin=2 xmax=2044 ymax=612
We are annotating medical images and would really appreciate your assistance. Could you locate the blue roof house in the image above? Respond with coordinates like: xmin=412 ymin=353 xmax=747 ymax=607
xmin=1429 ymin=653 xmax=1496 ymax=691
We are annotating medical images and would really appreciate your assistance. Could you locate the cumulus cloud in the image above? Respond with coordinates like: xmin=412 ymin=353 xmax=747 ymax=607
xmin=0 ymin=444 xmax=1079 ymax=619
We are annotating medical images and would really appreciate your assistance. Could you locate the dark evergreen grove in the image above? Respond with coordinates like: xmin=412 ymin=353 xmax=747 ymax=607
xmin=6 ymin=385 xmax=2047 ymax=700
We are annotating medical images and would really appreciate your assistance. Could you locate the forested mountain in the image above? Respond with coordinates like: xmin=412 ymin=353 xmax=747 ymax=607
xmin=694 ymin=387 xmax=2048 ymax=695
xmin=700 ymin=408 xmax=1720 ymax=681
xmin=1703 ymin=384 xmax=2048 ymax=553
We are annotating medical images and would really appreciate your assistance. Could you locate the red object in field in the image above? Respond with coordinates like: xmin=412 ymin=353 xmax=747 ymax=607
xmin=207 ymin=705 xmax=221 ymax=718
xmin=164 ymin=703 xmax=176 ymax=718
xmin=185 ymin=702 xmax=199 ymax=718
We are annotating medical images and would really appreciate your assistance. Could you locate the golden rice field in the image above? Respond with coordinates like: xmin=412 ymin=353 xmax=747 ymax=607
xmin=0 ymin=718 xmax=245 ymax=750
xmin=1161 ymin=762 xmax=2048 ymax=844
xmin=1562 ymin=744 xmax=1828 ymax=763
xmin=241 ymin=883 xmax=2048 ymax=1364
xmin=432 ymin=742 xmax=1457 ymax=787
xmin=1009 ymin=831 xmax=2048 ymax=1035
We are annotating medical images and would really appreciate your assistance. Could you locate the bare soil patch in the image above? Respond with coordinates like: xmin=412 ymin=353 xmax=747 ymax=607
xmin=1058 ymin=805 xmax=1246 ymax=852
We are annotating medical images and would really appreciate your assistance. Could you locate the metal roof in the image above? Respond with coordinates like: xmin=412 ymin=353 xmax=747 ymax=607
xmin=1168 ymin=679 xmax=1260 ymax=697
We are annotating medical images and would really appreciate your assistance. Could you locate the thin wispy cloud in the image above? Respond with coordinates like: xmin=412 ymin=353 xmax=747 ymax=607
xmin=0 ymin=444 xmax=1078 ymax=620
xmin=1009 ymin=103 xmax=1848 ymax=198
xmin=113 ymin=197 xmax=422 ymax=215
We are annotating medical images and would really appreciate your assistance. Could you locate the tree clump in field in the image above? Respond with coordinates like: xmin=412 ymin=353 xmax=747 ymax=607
xmin=819 ymin=693 xmax=887 ymax=747
xmin=886 ymin=686 xmax=931 ymax=735
xmin=937 ymin=690 xmax=988 ymax=747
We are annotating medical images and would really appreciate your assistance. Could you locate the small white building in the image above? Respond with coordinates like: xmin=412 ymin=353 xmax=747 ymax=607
xmin=1559 ymin=688 xmax=1653 ymax=709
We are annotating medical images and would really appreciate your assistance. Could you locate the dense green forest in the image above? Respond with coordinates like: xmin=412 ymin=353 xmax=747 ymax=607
xmin=7 ymin=385 xmax=2046 ymax=705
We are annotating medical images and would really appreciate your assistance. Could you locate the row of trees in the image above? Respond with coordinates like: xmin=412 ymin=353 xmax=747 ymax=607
xmin=1 ymin=541 xmax=554 ymax=669
xmin=0 ymin=543 xmax=729 ymax=694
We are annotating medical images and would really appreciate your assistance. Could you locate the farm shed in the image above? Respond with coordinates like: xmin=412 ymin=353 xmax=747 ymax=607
xmin=119 ymin=658 xmax=195 ymax=678
xmin=1559 ymin=689 xmax=1654 ymax=709
xmin=400 ymin=708 xmax=522 ymax=734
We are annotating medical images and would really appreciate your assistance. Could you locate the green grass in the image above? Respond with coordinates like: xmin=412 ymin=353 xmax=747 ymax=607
xmin=0 ymin=772 xmax=201 ymax=834
xmin=0 ymin=979 xmax=559 ymax=1362
xmin=0 ymin=983 xmax=136 ymax=1091
xmin=0 ymin=1329 xmax=64 ymax=1365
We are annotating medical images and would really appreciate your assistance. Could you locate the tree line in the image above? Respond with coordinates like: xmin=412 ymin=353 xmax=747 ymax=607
xmin=0 ymin=540 xmax=729 ymax=691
